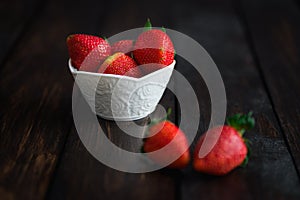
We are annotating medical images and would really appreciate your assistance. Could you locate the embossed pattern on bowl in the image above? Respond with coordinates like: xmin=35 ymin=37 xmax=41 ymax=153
xmin=69 ymin=59 xmax=175 ymax=121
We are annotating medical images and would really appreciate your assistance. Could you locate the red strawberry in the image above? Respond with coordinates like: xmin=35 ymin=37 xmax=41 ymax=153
xmin=143 ymin=120 xmax=190 ymax=169
xmin=98 ymin=52 xmax=141 ymax=78
xmin=66 ymin=34 xmax=111 ymax=72
xmin=138 ymin=63 xmax=168 ymax=76
xmin=111 ymin=40 xmax=134 ymax=55
xmin=193 ymin=113 xmax=255 ymax=175
xmin=133 ymin=19 xmax=175 ymax=74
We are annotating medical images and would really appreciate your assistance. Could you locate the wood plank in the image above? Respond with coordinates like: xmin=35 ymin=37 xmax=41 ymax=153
xmin=47 ymin=0 xmax=179 ymax=199
xmin=240 ymin=0 xmax=300 ymax=176
xmin=168 ymin=0 xmax=300 ymax=199
xmin=47 ymin=93 xmax=177 ymax=200
xmin=0 ymin=0 xmax=111 ymax=199
xmin=2 ymin=0 xmax=299 ymax=199
xmin=0 ymin=0 xmax=41 ymax=65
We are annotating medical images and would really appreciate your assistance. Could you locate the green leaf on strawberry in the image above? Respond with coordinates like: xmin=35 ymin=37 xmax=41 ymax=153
xmin=144 ymin=18 xmax=152 ymax=31
xmin=226 ymin=112 xmax=255 ymax=135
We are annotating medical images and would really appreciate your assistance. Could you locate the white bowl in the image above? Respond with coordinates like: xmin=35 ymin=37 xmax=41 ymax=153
xmin=69 ymin=59 xmax=175 ymax=121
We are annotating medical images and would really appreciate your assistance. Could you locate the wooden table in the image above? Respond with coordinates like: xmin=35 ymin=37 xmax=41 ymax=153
xmin=1 ymin=0 xmax=300 ymax=199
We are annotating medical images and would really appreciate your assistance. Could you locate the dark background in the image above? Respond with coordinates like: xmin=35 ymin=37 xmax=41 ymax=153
xmin=1 ymin=0 xmax=300 ymax=199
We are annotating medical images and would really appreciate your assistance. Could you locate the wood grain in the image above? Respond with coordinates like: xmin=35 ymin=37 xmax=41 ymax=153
xmin=169 ymin=0 xmax=300 ymax=199
xmin=0 ymin=0 xmax=110 ymax=198
xmin=1 ymin=0 xmax=300 ymax=199
xmin=47 ymin=91 xmax=177 ymax=200
xmin=0 ymin=0 xmax=42 ymax=66
xmin=47 ymin=0 xmax=179 ymax=199
xmin=240 ymin=0 xmax=300 ymax=176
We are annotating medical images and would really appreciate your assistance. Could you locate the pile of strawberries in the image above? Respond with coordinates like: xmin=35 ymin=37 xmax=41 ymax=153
xmin=66 ymin=19 xmax=174 ymax=78
xmin=66 ymin=20 xmax=255 ymax=176
xmin=143 ymin=112 xmax=255 ymax=175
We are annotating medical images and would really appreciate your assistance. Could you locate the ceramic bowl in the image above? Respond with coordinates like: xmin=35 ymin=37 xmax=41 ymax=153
xmin=69 ymin=59 xmax=175 ymax=121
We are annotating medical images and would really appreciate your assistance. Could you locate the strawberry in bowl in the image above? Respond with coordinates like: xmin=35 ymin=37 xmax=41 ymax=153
xmin=66 ymin=20 xmax=176 ymax=120
xmin=133 ymin=19 xmax=175 ymax=75
xmin=98 ymin=52 xmax=142 ymax=78
xmin=66 ymin=34 xmax=111 ymax=72
xmin=111 ymin=40 xmax=134 ymax=56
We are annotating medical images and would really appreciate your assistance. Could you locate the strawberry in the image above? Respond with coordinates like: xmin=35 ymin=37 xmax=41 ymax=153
xmin=66 ymin=34 xmax=111 ymax=72
xmin=98 ymin=52 xmax=141 ymax=78
xmin=143 ymin=120 xmax=190 ymax=169
xmin=133 ymin=19 xmax=175 ymax=74
xmin=111 ymin=40 xmax=134 ymax=56
xmin=138 ymin=63 xmax=168 ymax=76
xmin=193 ymin=112 xmax=255 ymax=175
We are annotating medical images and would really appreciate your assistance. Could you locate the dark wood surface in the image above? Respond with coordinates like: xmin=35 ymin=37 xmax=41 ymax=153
xmin=0 ymin=0 xmax=300 ymax=199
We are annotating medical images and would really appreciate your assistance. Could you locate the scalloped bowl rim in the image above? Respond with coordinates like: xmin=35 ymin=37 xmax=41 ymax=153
xmin=68 ymin=59 xmax=176 ymax=81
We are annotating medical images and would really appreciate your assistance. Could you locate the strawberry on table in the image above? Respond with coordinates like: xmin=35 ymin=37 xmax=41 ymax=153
xmin=143 ymin=120 xmax=190 ymax=169
xmin=98 ymin=52 xmax=141 ymax=78
xmin=111 ymin=40 xmax=134 ymax=56
xmin=66 ymin=34 xmax=111 ymax=72
xmin=133 ymin=19 xmax=175 ymax=74
xmin=193 ymin=112 xmax=255 ymax=175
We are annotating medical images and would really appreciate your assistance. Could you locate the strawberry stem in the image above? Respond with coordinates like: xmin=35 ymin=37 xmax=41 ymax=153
xmin=144 ymin=108 xmax=173 ymax=139
xmin=148 ymin=108 xmax=172 ymax=127
xmin=103 ymin=36 xmax=110 ymax=44
xmin=166 ymin=107 xmax=172 ymax=119
xmin=226 ymin=112 xmax=255 ymax=136
xmin=144 ymin=18 xmax=152 ymax=31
